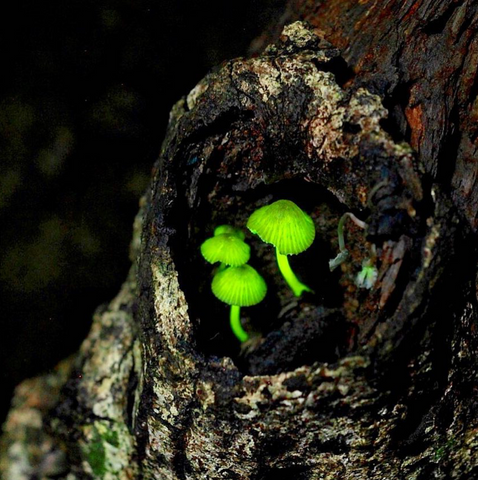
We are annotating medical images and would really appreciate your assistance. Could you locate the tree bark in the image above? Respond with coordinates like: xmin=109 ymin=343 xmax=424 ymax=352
xmin=3 ymin=2 xmax=478 ymax=479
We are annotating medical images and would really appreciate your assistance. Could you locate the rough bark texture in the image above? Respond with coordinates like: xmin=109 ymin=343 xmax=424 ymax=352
xmin=256 ymin=0 xmax=478 ymax=231
xmin=3 ymin=2 xmax=478 ymax=479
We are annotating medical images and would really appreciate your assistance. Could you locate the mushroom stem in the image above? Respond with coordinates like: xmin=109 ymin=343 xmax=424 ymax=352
xmin=217 ymin=262 xmax=228 ymax=273
xmin=276 ymin=249 xmax=312 ymax=297
xmin=230 ymin=305 xmax=249 ymax=342
xmin=329 ymin=212 xmax=367 ymax=271
xmin=338 ymin=213 xmax=367 ymax=249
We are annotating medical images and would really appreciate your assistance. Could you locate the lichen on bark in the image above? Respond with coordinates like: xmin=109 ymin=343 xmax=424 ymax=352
xmin=2 ymin=20 xmax=478 ymax=480
xmin=1 ymin=205 xmax=144 ymax=480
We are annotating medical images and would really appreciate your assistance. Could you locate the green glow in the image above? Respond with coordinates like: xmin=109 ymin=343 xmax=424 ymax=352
xmin=247 ymin=200 xmax=315 ymax=255
xmin=230 ymin=305 xmax=249 ymax=342
xmin=276 ymin=249 xmax=312 ymax=297
xmin=212 ymin=265 xmax=267 ymax=307
xmin=356 ymin=259 xmax=378 ymax=289
xmin=217 ymin=262 xmax=227 ymax=273
xmin=214 ymin=224 xmax=245 ymax=240
xmin=211 ymin=265 xmax=266 ymax=342
xmin=201 ymin=233 xmax=250 ymax=266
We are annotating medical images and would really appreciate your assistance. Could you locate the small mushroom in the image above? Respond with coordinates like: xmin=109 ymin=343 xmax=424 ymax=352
xmin=356 ymin=258 xmax=377 ymax=289
xmin=213 ymin=224 xmax=246 ymax=240
xmin=200 ymin=233 xmax=250 ymax=267
xmin=247 ymin=199 xmax=315 ymax=296
xmin=212 ymin=264 xmax=267 ymax=342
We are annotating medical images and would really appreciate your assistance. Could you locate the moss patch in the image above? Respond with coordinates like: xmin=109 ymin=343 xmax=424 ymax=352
xmin=85 ymin=426 xmax=107 ymax=477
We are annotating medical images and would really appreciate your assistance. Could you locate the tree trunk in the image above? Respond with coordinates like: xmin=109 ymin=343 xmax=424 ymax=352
xmin=3 ymin=2 xmax=478 ymax=479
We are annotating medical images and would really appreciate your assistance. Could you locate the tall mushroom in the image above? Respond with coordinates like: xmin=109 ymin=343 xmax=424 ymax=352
xmin=247 ymin=199 xmax=315 ymax=296
xmin=211 ymin=264 xmax=267 ymax=342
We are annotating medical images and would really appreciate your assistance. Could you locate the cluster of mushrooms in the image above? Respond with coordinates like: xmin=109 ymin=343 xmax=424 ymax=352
xmin=200 ymin=200 xmax=315 ymax=342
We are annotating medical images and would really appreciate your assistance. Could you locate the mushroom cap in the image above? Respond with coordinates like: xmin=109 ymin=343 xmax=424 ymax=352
xmin=247 ymin=199 xmax=316 ymax=255
xmin=213 ymin=224 xmax=246 ymax=241
xmin=200 ymin=233 xmax=250 ymax=266
xmin=212 ymin=264 xmax=267 ymax=307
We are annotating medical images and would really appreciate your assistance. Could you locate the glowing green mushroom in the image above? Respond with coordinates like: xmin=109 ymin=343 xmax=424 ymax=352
xmin=247 ymin=199 xmax=315 ymax=297
xmin=200 ymin=233 xmax=250 ymax=267
xmin=213 ymin=224 xmax=246 ymax=240
xmin=212 ymin=264 xmax=267 ymax=342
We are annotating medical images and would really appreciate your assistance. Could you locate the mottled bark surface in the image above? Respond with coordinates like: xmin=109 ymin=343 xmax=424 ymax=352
xmin=3 ymin=3 xmax=478 ymax=479
xmin=257 ymin=0 xmax=478 ymax=231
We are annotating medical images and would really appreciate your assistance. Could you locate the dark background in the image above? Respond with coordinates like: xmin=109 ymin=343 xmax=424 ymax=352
xmin=0 ymin=0 xmax=286 ymax=422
